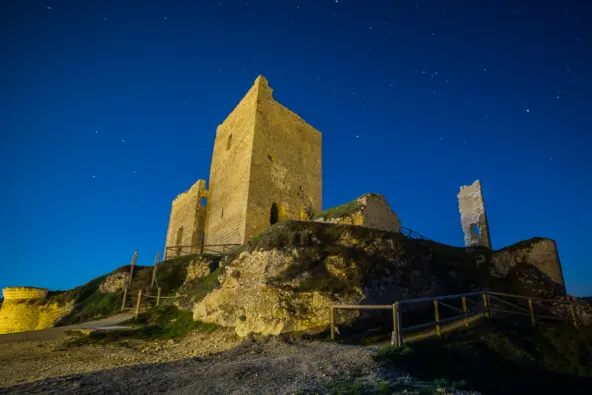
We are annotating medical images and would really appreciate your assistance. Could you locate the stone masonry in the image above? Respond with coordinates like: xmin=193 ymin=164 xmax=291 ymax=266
xmin=164 ymin=179 xmax=207 ymax=259
xmin=457 ymin=180 xmax=492 ymax=249
xmin=315 ymin=194 xmax=402 ymax=233
xmin=164 ymin=75 xmax=322 ymax=253
xmin=0 ymin=287 xmax=73 ymax=334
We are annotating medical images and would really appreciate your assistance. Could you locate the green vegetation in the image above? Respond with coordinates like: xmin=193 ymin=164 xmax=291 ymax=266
xmin=375 ymin=320 xmax=592 ymax=394
xmin=67 ymin=292 xmax=121 ymax=324
xmin=156 ymin=254 xmax=222 ymax=295
xmin=179 ymin=267 xmax=222 ymax=303
xmin=66 ymin=305 xmax=220 ymax=346
xmin=313 ymin=200 xmax=359 ymax=220
xmin=48 ymin=268 xmax=130 ymax=324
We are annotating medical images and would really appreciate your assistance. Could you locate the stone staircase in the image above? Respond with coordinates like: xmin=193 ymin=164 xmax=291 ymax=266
xmin=122 ymin=267 xmax=153 ymax=314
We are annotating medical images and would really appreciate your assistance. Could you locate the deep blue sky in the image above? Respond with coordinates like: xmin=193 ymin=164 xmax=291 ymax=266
xmin=1 ymin=1 xmax=591 ymax=296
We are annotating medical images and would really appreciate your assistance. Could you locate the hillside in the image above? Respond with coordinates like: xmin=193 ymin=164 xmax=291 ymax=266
xmin=1 ymin=221 xmax=591 ymax=393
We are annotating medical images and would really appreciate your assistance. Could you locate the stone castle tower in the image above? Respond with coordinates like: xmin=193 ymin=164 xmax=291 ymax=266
xmin=164 ymin=76 xmax=322 ymax=258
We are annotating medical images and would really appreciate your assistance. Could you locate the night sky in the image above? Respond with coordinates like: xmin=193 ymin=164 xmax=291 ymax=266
xmin=1 ymin=1 xmax=591 ymax=296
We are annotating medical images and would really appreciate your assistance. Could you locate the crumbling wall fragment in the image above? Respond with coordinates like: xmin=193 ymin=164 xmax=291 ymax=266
xmin=457 ymin=180 xmax=492 ymax=248
xmin=164 ymin=179 xmax=208 ymax=259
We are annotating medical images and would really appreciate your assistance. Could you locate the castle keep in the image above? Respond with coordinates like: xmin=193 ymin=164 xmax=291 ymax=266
xmin=164 ymin=76 xmax=322 ymax=258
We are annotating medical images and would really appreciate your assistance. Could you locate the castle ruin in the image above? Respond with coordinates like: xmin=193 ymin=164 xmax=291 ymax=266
xmin=164 ymin=76 xmax=322 ymax=258
xmin=457 ymin=180 xmax=492 ymax=249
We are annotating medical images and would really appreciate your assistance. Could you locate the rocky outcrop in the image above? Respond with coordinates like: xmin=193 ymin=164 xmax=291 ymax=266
xmin=314 ymin=194 xmax=401 ymax=233
xmin=99 ymin=272 xmax=127 ymax=293
xmin=192 ymin=221 xmax=568 ymax=337
xmin=185 ymin=257 xmax=216 ymax=281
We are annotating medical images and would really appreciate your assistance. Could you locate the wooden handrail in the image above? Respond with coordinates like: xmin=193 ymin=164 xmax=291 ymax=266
xmin=330 ymin=289 xmax=578 ymax=347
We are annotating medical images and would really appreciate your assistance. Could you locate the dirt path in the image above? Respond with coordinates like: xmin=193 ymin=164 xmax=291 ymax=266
xmin=0 ymin=312 xmax=135 ymax=344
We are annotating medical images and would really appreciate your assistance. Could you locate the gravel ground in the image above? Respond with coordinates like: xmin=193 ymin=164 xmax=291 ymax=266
xmin=0 ymin=330 xmax=479 ymax=395
xmin=0 ymin=335 xmax=398 ymax=395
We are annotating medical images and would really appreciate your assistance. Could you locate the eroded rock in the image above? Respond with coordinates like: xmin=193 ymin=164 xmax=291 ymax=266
xmin=192 ymin=221 xmax=569 ymax=337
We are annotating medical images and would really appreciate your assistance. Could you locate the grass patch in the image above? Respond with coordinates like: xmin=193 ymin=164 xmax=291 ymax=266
xmin=375 ymin=320 xmax=592 ymax=394
xmin=180 ymin=267 xmax=222 ymax=303
xmin=313 ymin=200 xmax=359 ymax=220
xmin=66 ymin=305 xmax=221 ymax=346
xmin=49 ymin=267 xmax=134 ymax=325
xmin=156 ymin=254 xmax=222 ymax=296
xmin=67 ymin=292 xmax=121 ymax=324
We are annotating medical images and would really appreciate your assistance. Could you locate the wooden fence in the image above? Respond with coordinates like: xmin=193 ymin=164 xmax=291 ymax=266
xmin=330 ymin=290 xmax=579 ymax=347
xmin=132 ymin=288 xmax=185 ymax=318
xmin=164 ymin=244 xmax=240 ymax=259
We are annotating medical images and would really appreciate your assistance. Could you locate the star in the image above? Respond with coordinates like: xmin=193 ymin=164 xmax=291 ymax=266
xmin=122 ymin=139 xmax=125 ymax=142
xmin=526 ymin=109 xmax=530 ymax=113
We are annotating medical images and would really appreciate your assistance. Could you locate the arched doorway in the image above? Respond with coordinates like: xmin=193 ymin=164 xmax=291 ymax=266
xmin=270 ymin=203 xmax=279 ymax=225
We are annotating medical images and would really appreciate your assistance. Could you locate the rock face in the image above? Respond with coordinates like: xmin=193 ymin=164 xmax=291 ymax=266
xmin=314 ymin=194 xmax=401 ymax=233
xmin=193 ymin=221 xmax=566 ymax=337
xmin=99 ymin=272 xmax=127 ymax=293
xmin=185 ymin=257 xmax=216 ymax=281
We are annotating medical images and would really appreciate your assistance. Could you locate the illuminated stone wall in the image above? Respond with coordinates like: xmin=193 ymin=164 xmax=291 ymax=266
xmin=204 ymin=75 xmax=322 ymax=246
xmin=164 ymin=179 xmax=207 ymax=259
xmin=0 ymin=287 xmax=73 ymax=334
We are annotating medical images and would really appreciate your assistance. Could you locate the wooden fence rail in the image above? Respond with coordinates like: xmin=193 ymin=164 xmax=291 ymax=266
xmin=330 ymin=290 xmax=579 ymax=347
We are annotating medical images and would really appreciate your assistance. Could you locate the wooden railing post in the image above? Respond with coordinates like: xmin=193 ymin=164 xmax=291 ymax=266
xmin=392 ymin=303 xmax=399 ymax=347
xmin=151 ymin=254 xmax=159 ymax=289
xmin=483 ymin=292 xmax=490 ymax=319
xmin=129 ymin=250 xmax=138 ymax=281
xmin=121 ymin=277 xmax=129 ymax=312
xmin=135 ymin=290 xmax=143 ymax=319
xmin=434 ymin=300 xmax=441 ymax=336
xmin=396 ymin=307 xmax=403 ymax=347
xmin=330 ymin=307 xmax=336 ymax=341
xmin=156 ymin=287 xmax=162 ymax=306
xmin=528 ymin=298 xmax=536 ymax=327
xmin=462 ymin=296 xmax=469 ymax=327
xmin=569 ymin=304 xmax=579 ymax=329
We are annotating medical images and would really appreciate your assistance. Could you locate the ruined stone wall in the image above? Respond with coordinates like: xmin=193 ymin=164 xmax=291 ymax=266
xmin=243 ymin=76 xmax=322 ymax=241
xmin=203 ymin=79 xmax=260 ymax=247
xmin=0 ymin=287 xmax=73 ymax=334
xmin=2 ymin=287 xmax=48 ymax=300
xmin=164 ymin=179 xmax=207 ymax=259
xmin=491 ymin=238 xmax=566 ymax=290
xmin=316 ymin=194 xmax=401 ymax=233
xmin=458 ymin=180 xmax=492 ymax=248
